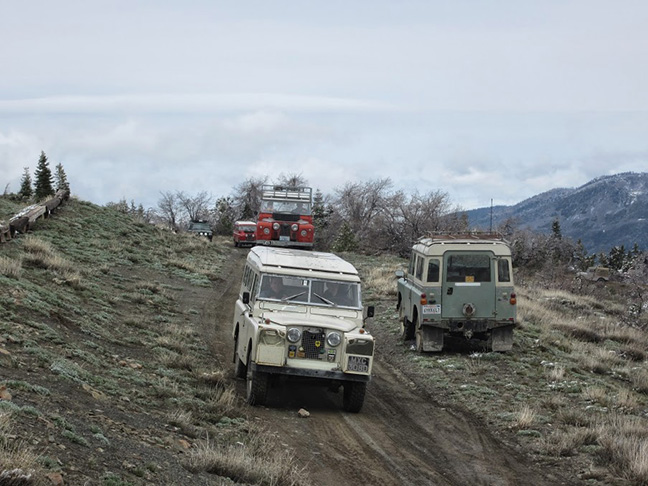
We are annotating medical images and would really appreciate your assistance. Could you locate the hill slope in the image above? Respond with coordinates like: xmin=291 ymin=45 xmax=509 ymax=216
xmin=465 ymin=172 xmax=648 ymax=253
xmin=0 ymin=198 xmax=647 ymax=485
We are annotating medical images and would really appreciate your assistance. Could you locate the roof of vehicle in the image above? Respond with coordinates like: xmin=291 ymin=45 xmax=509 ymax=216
xmin=234 ymin=220 xmax=257 ymax=226
xmin=248 ymin=246 xmax=359 ymax=279
xmin=413 ymin=232 xmax=512 ymax=256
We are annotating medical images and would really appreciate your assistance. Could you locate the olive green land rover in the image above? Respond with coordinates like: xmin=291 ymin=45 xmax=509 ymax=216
xmin=396 ymin=233 xmax=516 ymax=352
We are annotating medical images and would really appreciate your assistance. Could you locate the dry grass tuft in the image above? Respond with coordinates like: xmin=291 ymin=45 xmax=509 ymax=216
xmin=546 ymin=365 xmax=565 ymax=383
xmin=363 ymin=264 xmax=399 ymax=297
xmin=582 ymin=386 xmax=609 ymax=405
xmin=0 ymin=256 xmax=22 ymax=279
xmin=630 ymin=370 xmax=648 ymax=395
xmin=155 ymin=348 xmax=194 ymax=371
xmin=543 ymin=427 xmax=598 ymax=457
xmin=204 ymin=387 xmax=238 ymax=419
xmin=0 ymin=411 xmax=42 ymax=477
xmin=185 ymin=426 xmax=309 ymax=486
xmin=513 ymin=405 xmax=537 ymax=429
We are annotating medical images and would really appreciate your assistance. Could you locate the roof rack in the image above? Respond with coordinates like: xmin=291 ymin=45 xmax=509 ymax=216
xmin=418 ymin=231 xmax=507 ymax=243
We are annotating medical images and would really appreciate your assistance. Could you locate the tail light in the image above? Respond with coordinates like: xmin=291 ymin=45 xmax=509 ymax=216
xmin=420 ymin=293 xmax=427 ymax=305
xmin=510 ymin=293 xmax=517 ymax=305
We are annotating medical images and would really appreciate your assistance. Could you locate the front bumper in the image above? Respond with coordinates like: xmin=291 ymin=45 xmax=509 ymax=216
xmin=252 ymin=363 xmax=370 ymax=383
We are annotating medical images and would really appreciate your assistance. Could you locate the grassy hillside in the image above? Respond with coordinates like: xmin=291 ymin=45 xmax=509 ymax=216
xmin=352 ymin=253 xmax=648 ymax=485
xmin=0 ymin=198 xmax=304 ymax=485
xmin=1 ymin=197 xmax=647 ymax=485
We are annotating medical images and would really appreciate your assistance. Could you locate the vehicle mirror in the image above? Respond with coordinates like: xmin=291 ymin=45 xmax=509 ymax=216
xmin=365 ymin=305 xmax=375 ymax=318
xmin=242 ymin=292 xmax=250 ymax=305
xmin=395 ymin=269 xmax=404 ymax=278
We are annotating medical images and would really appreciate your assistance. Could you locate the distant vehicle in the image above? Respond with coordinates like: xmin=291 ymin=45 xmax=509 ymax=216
xmin=187 ymin=220 xmax=213 ymax=241
xmin=233 ymin=220 xmax=256 ymax=247
xmin=396 ymin=233 xmax=516 ymax=352
xmin=577 ymin=266 xmax=610 ymax=282
xmin=255 ymin=185 xmax=314 ymax=249
xmin=232 ymin=246 xmax=375 ymax=412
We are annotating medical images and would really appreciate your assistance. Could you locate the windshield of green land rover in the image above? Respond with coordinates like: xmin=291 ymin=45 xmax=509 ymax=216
xmin=258 ymin=274 xmax=361 ymax=308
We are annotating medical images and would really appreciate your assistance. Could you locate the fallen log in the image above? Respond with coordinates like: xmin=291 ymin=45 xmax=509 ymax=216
xmin=0 ymin=221 xmax=10 ymax=242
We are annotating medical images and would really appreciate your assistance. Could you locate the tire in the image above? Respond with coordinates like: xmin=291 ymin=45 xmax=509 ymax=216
xmin=246 ymin=352 xmax=269 ymax=406
xmin=399 ymin=306 xmax=415 ymax=341
xmin=233 ymin=334 xmax=246 ymax=379
xmin=342 ymin=381 xmax=367 ymax=413
xmin=413 ymin=315 xmax=424 ymax=353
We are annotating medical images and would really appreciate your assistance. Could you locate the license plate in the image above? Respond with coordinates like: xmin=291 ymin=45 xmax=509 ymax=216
xmin=279 ymin=235 xmax=290 ymax=241
xmin=347 ymin=356 xmax=369 ymax=373
xmin=423 ymin=304 xmax=441 ymax=314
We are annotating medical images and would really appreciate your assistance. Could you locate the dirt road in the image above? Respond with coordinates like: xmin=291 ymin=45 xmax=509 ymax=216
xmin=211 ymin=247 xmax=569 ymax=486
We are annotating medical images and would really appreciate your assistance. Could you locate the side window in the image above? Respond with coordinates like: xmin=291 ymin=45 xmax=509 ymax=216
xmin=250 ymin=273 xmax=259 ymax=300
xmin=415 ymin=255 xmax=424 ymax=280
xmin=426 ymin=258 xmax=440 ymax=282
xmin=408 ymin=251 xmax=416 ymax=274
xmin=243 ymin=265 xmax=251 ymax=288
xmin=498 ymin=259 xmax=511 ymax=282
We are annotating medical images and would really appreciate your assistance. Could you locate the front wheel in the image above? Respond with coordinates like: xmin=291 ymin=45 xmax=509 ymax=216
xmin=342 ymin=381 xmax=367 ymax=413
xmin=233 ymin=335 xmax=246 ymax=379
xmin=246 ymin=353 xmax=269 ymax=406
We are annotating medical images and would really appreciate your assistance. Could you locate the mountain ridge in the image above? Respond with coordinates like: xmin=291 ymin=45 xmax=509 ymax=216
xmin=464 ymin=172 xmax=648 ymax=254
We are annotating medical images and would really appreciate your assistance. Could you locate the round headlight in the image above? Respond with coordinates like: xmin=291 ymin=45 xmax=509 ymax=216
xmin=326 ymin=332 xmax=342 ymax=347
xmin=263 ymin=227 xmax=270 ymax=235
xmin=273 ymin=223 xmax=280 ymax=230
xmin=291 ymin=224 xmax=298 ymax=231
xmin=300 ymin=230 xmax=307 ymax=237
xmin=287 ymin=328 xmax=302 ymax=343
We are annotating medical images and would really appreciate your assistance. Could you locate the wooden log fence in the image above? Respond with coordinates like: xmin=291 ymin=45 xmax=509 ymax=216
xmin=2 ymin=189 xmax=70 ymax=242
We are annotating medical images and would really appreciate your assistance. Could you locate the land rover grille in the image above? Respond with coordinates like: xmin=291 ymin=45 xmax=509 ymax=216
xmin=302 ymin=329 xmax=326 ymax=359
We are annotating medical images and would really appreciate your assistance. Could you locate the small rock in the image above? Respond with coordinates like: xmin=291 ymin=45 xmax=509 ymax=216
xmin=0 ymin=348 xmax=11 ymax=357
xmin=0 ymin=385 xmax=12 ymax=401
xmin=46 ymin=472 xmax=64 ymax=485
xmin=297 ymin=408 xmax=310 ymax=418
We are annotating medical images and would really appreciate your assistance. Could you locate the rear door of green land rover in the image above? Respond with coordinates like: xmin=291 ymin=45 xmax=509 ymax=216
xmin=442 ymin=251 xmax=496 ymax=319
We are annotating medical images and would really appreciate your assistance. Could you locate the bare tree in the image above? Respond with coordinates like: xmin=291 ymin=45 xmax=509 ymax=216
xmin=177 ymin=191 xmax=212 ymax=222
xmin=333 ymin=178 xmax=392 ymax=242
xmin=377 ymin=189 xmax=454 ymax=255
xmin=157 ymin=191 xmax=182 ymax=231
xmin=275 ymin=172 xmax=308 ymax=188
xmin=232 ymin=176 xmax=267 ymax=220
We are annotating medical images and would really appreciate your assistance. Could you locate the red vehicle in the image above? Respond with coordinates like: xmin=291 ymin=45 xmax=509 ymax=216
xmin=255 ymin=185 xmax=314 ymax=249
xmin=233 ymin=221 xmax=257 ymax=247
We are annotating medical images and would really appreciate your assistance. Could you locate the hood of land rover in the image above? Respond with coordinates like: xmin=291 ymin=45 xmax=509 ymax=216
xmin=260 ymin=310 xmax=362 ymax=333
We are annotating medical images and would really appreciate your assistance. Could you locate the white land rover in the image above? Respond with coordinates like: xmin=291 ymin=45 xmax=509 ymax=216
xmin=232 ymin=246 xmax=375 ymax=412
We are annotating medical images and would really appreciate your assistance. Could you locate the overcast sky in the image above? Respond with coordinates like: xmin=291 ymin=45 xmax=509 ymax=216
xmin=1 ymin=0 xmax=647 ymax=211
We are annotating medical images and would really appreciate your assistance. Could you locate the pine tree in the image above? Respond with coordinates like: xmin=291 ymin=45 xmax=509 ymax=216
xmin=34 ymin=151 xmax=54 ymax=200
xmin=54 ymin=163 xmax=70 ymax=192
xmin=332 ymin=222 xmax=358 ymax=252
xmin=551 ymin=219 xmax=562 ymax=239
xmin=18 ymin=167 xmax=33 ymax=200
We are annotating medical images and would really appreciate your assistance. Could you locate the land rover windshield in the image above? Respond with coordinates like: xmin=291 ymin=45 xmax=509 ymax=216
xmin=258 ymin=274 xmax=361 ymax=309
xmin=260 ymin=200 xmax=312 ymax=215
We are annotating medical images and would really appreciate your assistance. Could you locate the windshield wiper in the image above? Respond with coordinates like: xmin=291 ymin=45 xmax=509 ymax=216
xmin=281 ymin=291 xmax=307 ymax=302
xmin=312 ymin=292 xmax=335 ymax=305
